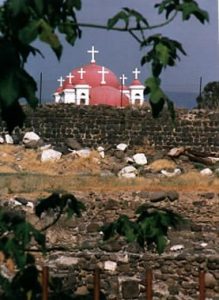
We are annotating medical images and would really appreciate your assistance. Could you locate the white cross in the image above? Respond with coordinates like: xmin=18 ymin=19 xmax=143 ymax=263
xmin=78 ymin=68 xmax=86 ymax=80
xmin=132 ymin=67 xmax=141 ymax=80
xmin=66 ymin=72 xmax=74 ymax=84
xmin=98 ymin=66 xmax=109 ymax=84
xmin=57 ymin=76 xmax=64 ymax=87
xmin=120 ymin=74 xmax=128 ymax=86
xmin=87 ymin=45 xmax=99 ymax=63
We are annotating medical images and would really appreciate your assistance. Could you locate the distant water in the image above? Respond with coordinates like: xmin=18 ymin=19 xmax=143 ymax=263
xmin=165 ymin=91 xmax=198 ymax=109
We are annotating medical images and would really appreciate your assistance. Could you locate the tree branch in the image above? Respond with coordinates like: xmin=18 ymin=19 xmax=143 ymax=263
xmin=77 ymin=11 xmax=178 ymax=33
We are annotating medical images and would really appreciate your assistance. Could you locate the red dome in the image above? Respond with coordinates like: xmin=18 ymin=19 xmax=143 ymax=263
xmin=63 ymin=81 xmax=74 ymax=89
xmin=55 ymin=86 xmax=63 ymax=93
xmin=119 ymin=85 xmax=129 ymax=90
xmin=130 ymin=79 xmax=144 ymax=86
xmin=67 ymin=63 xmax=120 ymax=88
xmin=90 ymin=86 xmax=129 ymax=107
xmin=75 ymin=78 xmax=89 ymax=86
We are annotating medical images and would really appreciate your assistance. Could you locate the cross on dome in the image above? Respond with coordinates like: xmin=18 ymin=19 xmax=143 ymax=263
xmin=120 ymin=74 xmax=128 ymax=86
xmin=132 ymin=67 xmax=141 ymax=80
xmin=87 ymin=46 xmax=99 ymax=63
xmin=78 ymin=67 xmax=86 ymax=80
xmin=98 ymin=66 xmax=109 ymax=84
xmin=66 ymin=72 xmax=74 ymax=84
xmin=57 ymin=76 xmax=64 ymax=87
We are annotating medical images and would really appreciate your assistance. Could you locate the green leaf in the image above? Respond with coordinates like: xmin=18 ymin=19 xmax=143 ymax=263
xmin=38 ymin=19 xmax=62 ymax=59
xmin=156 ymin=235 xmax=167 ymax=254
xmin=155 ymin=42 xmax=170 ymax=66
xmin=8 ymin=0 xmax=28 ymax=16
xmin=179 ymin=2 xmax=209 ymax=23
xmin=18 ymin=20 xmax=40 ymax=44
xmin=107 ymin=11 xmax=129 ymax=29
xmin=33 ymin=0 xmax=44 ymax=15
xmin=0 ymin=71 xmax=20 ymax=107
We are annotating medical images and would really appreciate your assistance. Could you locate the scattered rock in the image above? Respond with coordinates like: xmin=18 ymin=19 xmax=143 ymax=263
xmin=167 ymin=191 xmax=179 ymax=202
xmin=200 ymin=168 xmax=213 ymax=176
xmin=97 ymin=146 xmax=105 ymax=158
xmin=150 ymin=191 xmax=167 ymax=203
xmin=75 ymin=148 xmax=91 ymax=158
xmin=41 ymin=149 xmax=62 ymax=162
xmin=132 ymin=153 xmax=147 ymax=165
xmin=23 ymin=132 xmax=40 ymax=144
xmin=65 ymin=138 xmax=82 ymax=150
xmin=116 ymin=143 xmax=128 ymax=151
xmin=168 ymin=147 xmax=185 ymax=157
xmin=5 ymin=134 xmax=13 ymax=144
xmin=118 ymin=166 xmax=138 ymax=178
xmin=161 ymin=168 xmax=181 ymax=177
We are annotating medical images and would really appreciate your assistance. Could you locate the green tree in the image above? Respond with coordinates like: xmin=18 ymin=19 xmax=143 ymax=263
xmin=0 ymin=0 xmax=208 ymax=131
xmin=0 ymin=192 xmax=86 ymax=300
xmin=197 ymin=81 xmax=219 ymax=109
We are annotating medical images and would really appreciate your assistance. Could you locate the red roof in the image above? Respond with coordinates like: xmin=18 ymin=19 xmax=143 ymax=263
xmin=90 ymin=86 xmax=129 ymax=107
xmin=66 ymin=63 xmax=120 ymax=88
xmin=130 ymin=79 xmax=144 ymax=86
xmin=55 ymin=86 xmax=63 ymax=93
xmin=63 ymin=81 xmax=74 ymax=90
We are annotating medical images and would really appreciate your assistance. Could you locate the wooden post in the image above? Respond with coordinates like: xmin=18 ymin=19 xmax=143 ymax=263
xmin=199 ymin=270 xmax=205 ymax=300
xmin=94 ymin=267 xmax=100 ymax=300
xmin=42 ymin=266 xmax=49 ymax=300
xmin=146 ymin=269 xmax=153 ymax=300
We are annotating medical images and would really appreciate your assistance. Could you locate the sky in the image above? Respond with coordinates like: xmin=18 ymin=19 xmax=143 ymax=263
xmin=1 ymin=1 xmax=219 ymax=107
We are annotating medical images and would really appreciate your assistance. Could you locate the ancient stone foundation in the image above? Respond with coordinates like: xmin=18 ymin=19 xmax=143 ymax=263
xmin=1 ymin=104 xmax=219 ymax=151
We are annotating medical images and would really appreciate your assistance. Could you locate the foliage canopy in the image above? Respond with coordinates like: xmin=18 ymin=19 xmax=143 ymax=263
xmin=0 ymin=0 xmax=208 ymax=131
xmin=197 ymin=81 xmax=219 ymax=109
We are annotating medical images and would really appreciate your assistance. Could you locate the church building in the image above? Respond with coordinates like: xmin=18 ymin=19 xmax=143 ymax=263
xmin=53 ymin=46 xmax=145 ymax=107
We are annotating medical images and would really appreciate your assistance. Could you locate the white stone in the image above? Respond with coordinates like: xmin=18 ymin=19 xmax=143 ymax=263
xmin=118 ymin=165 xmax=138 ymax=178
xmin=170 ymin=244 xmax=184 ymax=252
xmin=116 ymin=143 xmax=128 ymax=151
xmin=97 ymin=146 xmax=104 ymax=152
xmin=10 ymin=199 xmax=22 ymax=207
xmin=97 ymin=146 xmax=105 ymax=158
xmin=124 ymin=157 xmax=134 ymax=163
xmin=133 ymin=153 xmax=147 ymax=165
xmin=200 ymin=242 xmax=208 ymax=247
xmin=5 ymin=134 xmax=13 ymax=144
xmin=161 ymin=168 xmax=181 ymax=177
xmin=23 ymin=132 xmax=40 ymax=144
xmin=200 ymin=168 xmax=213 ymax=176
xmin=41 ymin=149 xmax=62 ymax=162
xmin=76 ymin=148 xmax=91 ymax=158
xmin=0 ymin=136 xmax=4 ymax=144
xmin=168 ymin=147 xmax=185 ymax=157
xmin=117 ymin=254 xmax=129 ymax=263
xmin=40 ymin=144 xmax=52 ymax=151
xmin=208 ymin=156 xmax=219 ymax=163
xmin=104 ymin=261 xmax=117 ymax=272
xmin=55 ymin=256 xmax=79 ymax=266
xmin=120 ymin=172 xmax=136 ymax=178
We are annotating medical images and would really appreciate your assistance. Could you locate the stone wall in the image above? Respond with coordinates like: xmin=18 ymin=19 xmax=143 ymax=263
xmin=43 ymin=191 xmax=219 ymax=300
xmin=2 ymin=104 xmax=219 ymax=151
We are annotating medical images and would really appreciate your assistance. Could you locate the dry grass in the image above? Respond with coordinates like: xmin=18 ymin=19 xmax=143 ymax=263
xmin=0 ymin=145 xmax=101 ymax=175
xmin=0 ymin=145 xmax=219 ymax=196
xmin=148 ymin=159 xmax=176 ymax=172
